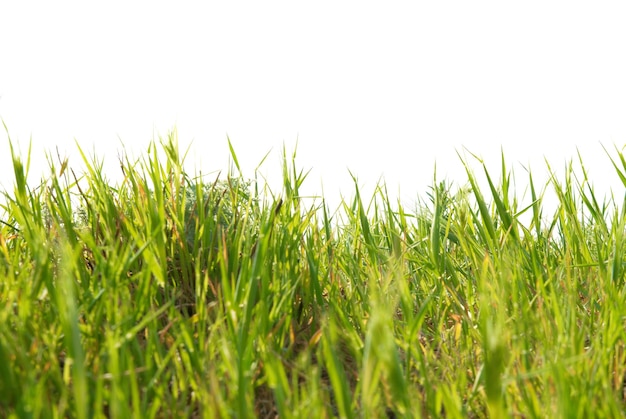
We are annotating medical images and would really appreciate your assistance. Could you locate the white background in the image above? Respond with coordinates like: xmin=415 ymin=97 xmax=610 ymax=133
xmin=1 ymin=2 xmax=625 ymax=212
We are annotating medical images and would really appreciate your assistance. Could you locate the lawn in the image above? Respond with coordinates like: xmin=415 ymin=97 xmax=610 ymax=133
xmin=1 ymin=129 xmax=626 ymax=418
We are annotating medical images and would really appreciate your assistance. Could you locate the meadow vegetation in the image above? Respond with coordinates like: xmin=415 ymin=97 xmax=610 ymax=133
xmin=1 ymin=129 xmax=626 ymax=418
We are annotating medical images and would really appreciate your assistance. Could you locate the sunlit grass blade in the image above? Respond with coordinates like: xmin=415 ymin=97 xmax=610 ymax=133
xmin=459 ymin=150 xmax=497 ymax=249
xmin=321 ymin=320 xmax=354 ymax=419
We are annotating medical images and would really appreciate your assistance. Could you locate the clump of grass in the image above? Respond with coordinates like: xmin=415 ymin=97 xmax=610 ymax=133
xmin=1 ymin=126 xmax=626 ymax=418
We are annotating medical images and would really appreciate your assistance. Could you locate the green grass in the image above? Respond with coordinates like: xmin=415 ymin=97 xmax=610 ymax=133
xmin=1 ymin=127 xmax=626 ymax=418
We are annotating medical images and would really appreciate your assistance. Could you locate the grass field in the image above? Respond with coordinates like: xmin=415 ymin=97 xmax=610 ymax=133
xmin=1 ymin=130 xmax=626 ymax=418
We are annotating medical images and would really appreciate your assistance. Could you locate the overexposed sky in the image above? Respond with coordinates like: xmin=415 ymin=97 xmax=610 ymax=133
xmin=1 ymin=2 xmax=625 ymax=211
